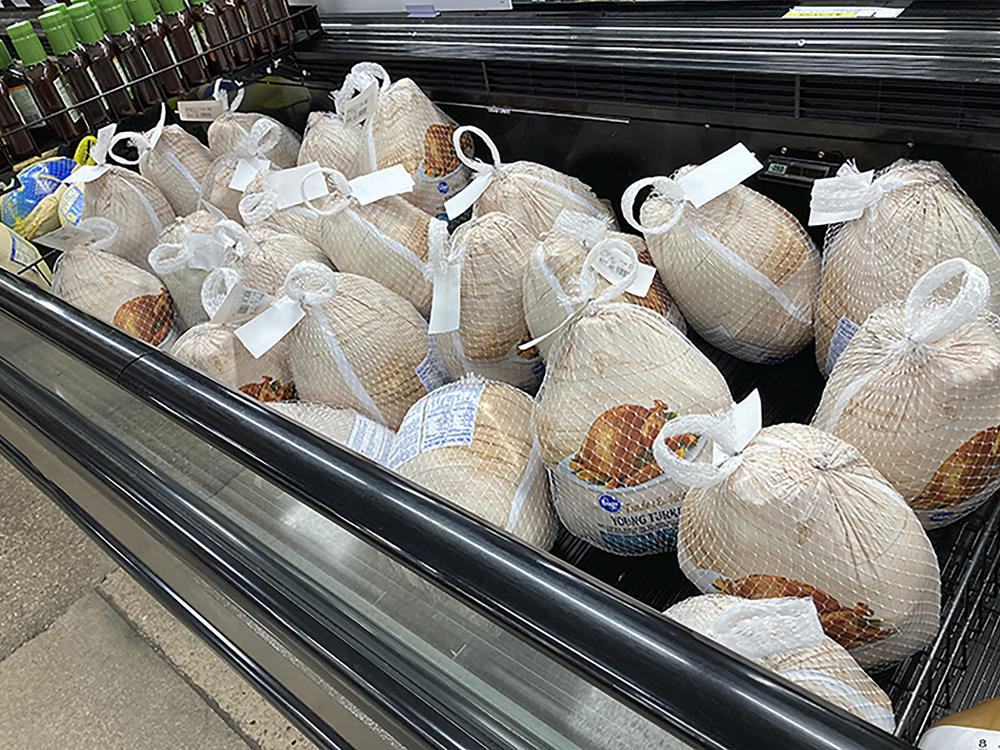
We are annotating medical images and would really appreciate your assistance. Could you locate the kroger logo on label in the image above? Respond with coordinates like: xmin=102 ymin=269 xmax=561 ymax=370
xmin=437 ymin=181 xmax=450 ymax=194
xmin=598 ymin=494 xmax=622 ymax=513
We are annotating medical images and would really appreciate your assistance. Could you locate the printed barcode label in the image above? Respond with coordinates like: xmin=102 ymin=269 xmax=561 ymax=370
xmin=178 ymin=99 xmax=225 ymax=121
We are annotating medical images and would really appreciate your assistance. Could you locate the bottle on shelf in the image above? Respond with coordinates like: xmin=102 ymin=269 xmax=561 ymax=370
xmin=187 ymin=0 xmax=236 ymax=75
xmin=0 ymin=41 xmax=37 ymax=161
xmin=6 ymin=21 xmax=85 ymax=141
xmin=0 ymin=38 xmax=44 ymax=134
xmin=97 ymin=0 xmax=164 ymax=108
xmin=262 ymin=0 xmax=292 ymax=49
xmin=210 ymin=0 xmax=252 ymax=67
xmin=124 ymin=0 xmax=187 ymax=95
xmin=85 ymin=0 xmax=110 ymax=33
xmin=67 ymin=2 xmax=139 ymax=117
xmin=38 ymin=11 xmax=113 ymax=129
xmin=239 ymin=0 xmax=273 ymax=58
xmin=157 ymin=0 xmax=209 ymax=86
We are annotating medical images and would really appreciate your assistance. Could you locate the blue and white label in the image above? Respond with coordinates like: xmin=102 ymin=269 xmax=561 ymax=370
xmin=415 ymin=338 xmax=452 ymax=393
xmin=598 ymin=494 xmax=621 ymax=513
xmin=387 ymin=382 xmax=484 ymax=470
xmin=825 ymin=315 xmax=859 ymax=375
xmin=346 ymin=414 xmax=395 ymax=466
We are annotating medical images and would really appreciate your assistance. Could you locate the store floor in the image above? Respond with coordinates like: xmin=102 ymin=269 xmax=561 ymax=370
xmin=0 ymin=453 xmax=316 ymax=750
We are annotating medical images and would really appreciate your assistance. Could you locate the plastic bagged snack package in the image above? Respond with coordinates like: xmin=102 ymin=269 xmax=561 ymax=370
xmin=58 ymin=181 xmax=85 ymax=227
xmin=532 ymin=245 xmax=732 ymax=556
xmin=237 ymin=261 xmax=450 ymax=430
xmin=523 ymin=208 xmax=685 ymax=361
xmin=919 ymin=697 xmax=1000 ymax=749
xmin=814 ymin=259 xmax=1000 ymax=529
xmin=52 ymin=224 xmax=178 ymax=349
xmin=445 ymin=126 xmax=614 ymax=239
xmin=387 ymin=376 xmax=557 ymax=549
xmin=427 ymin=211 xmax=545 ymax=390
xmin=268 ymin=401 xmax=395 ymax=466
xmin=665 ymin=595 xmax=895 ymax=731
xmin=812 ymin=159 xmax=1000 ymax=376
xmin=206 ymin=81 xmax=300 ymax=169
xmin=67 ymin=124 xmax=176 ymax=272
xmin=657 ymin=406 xmax=940 ymax=668
xmin=336 ymin=62 xmax=470 ymax=218
xmin=110 ymin=106 xmax=215 ymax=217
xmin=1 ymin=223 xmax=52 ymax=291
xmin=622 ymin=145 xmax=819 ymax=365
xmin=171 ymin=321 xmax=295 ymax=402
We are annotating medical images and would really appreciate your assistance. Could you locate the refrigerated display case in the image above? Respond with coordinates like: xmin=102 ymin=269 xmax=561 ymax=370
xmin=2 ymin=1 xmax=999 ymax=748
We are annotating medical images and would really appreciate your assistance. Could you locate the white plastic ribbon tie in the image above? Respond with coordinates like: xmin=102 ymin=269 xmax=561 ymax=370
xmin=213 ymin=78 xmax=245 ymax=114
xmin=64 ymin=123 xmax=117 ymax=183
xmin=444 ymin=125 xmax=503 ymax=220
xmin=808 ymin=160 xmax=880 ymax=226
xmin=551 ymin=208 xmax=614 ymax=248
xmin=226 ymin=118 xmax=279 ymax=191
xmin=903 ymin=257 xmax=989 ymax=347
xmin=331 ymin=62 xmax=390 ymax=123
xmin=78 ymin=217 xmax=118 ymax=251
xmin=652 ymin=389 xmax=761 ymax=488
xmin=620 ymin=175 xmax=687 ymax=235
xmin=426 ymin=218 xmax=462 ymax=334
xmin=109 ymin=104 xmax=167 ymax=166
xmin=262 ymin=162 xmax=330 ymax=211
xmin=300 ymin=167 xmax=354 ymax=216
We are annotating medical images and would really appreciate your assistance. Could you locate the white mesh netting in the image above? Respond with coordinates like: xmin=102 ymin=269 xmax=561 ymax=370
xmin=813 ymin=258 xmax=1000 ymax=529
xmin=207 ymin=83 xmax=301 ymax=169
xmin=268 ymin=400 xmax=395 ymax=466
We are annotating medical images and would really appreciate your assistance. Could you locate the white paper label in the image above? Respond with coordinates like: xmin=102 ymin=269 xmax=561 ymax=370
xmin=212 ymin=280 xmax=273 ymax=323
xmin=784 ymin=5 xmax=905 ymax=18
xmin=712 ymin=389 xmax=762 ymax=466
xmin=341 ymin=80 xmax=378 ymax=128
xmin=387 ymin=381 xmax=484 ymax=469
xmin=228 ymin=156 xmax=270 ymax=192
xmin=809 ymin=168 xmax=875 ymax=226
xmin=34 ymin=223 xmax=94 ymax=251
xmin=265 ymin=162 xmax=330 ymax=210
xmin=64 ymin=164 xmax=110 ymax=184
xmin=189 ymin=27 xmax=206 ymax=55
xmin=53 ymin=76 xmax=82 ymax=122
xmin=9 ymin=85 xmax=42 ymax=124
xmin=444 ymin=171 xmax=494 ymax=220
xmin=427 ymin=263 xmax=462 ymax=334
xmin=677 ymin=143 xmax=763 ymax=209
xmin=918 ymin=724 xmax=1000 ymax=749
xmin=590 ymin=243 xmax=656 ymax=298
xmin=348 ymin=164 xmax=415 ymax=205
xmin=346 ymin=414 xmax=395 ymax=465
xmin=825 ymin=315 xmax=860 ymax=375
xmin=178 ymin=99 xmax=226 ymax=121
xmin=235 ymin=296 xmax=305 ymax=358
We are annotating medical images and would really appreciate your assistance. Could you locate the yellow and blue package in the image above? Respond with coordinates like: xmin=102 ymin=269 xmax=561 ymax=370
xmin=0 ymin=223 xmax=52 ymax=291
xmin=1 ymin=157 xmax=77 ymax=239
xmin=58 ymin=182 xmax=85 ymax=226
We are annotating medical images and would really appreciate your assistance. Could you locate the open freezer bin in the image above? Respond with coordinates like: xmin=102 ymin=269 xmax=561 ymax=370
xmin=1 ymin=1 xmax=1000 ymax=748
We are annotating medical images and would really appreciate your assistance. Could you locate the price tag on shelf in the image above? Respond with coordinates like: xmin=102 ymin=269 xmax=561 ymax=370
xmin=178 ymin=99 xmax=226 ymax=121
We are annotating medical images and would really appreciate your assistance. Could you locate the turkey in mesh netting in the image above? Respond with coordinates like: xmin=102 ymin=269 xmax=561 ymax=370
xmin=522 ymin=208 xmax=685 ymax=361
xmin=622 ymin=160 xmax=819 ymax=364
xmin=532 ymin=271 xmax=733 ymax=555
xmin=206 ymin=82 xmax=300 ymax=169
xmin=387 ymin=376 xmax=557 ymax=549
xmin=171 ymin=321 xmax=297 ymax=402
xmin=655 ymin=413 xmax=940 ymax=669
xmin=52 ymin=236 xmax=177 ymax=349
xmin=340 ymin=62 xmax=472 ymax=218
xmin=428 ymin=211 xmax=545 ymax=390
xmin=246 ymin=261 xmax=449 ymax=430
xmin=664 ymin=595 xmax=895 ymax=731
xmin=110 ymin=107 xmax=215 ymax=217
xmin=446 ymin=126 xmax=614 ymax=239
xmin=813 ymin=259 xmax=1000 ymax=529
xmin=267 ymin=401 xmax=395 ymax=466
xmin=297 ymin=111 xmax=365 ymax=178
xmin=812 ymin=159 xmax=1000 ymax=376
xmin=239 ymin=167 xmax=331 ymax=248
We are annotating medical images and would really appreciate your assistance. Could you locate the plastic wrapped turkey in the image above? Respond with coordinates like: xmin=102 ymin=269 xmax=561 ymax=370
xmin=814 ymin=259 xmax=1000 ymax=529
xmin=655 ymin=412 xmax=940 ymax=669
xmin=206 ymin=83 xmax=300 ymax=169
xmin=623 ymin=152 xmax=819 ymax=364
xmin=813 ymin=159 xmax=1000 ymax=375
xmin=523 ymin=209 xmax=685 ymax=360
xmin=171 ymin=321 xmax=296 ymax=402
xmin=533 ymin=255 xmax=732 ymax=556
xmin=665 ymin=595 xmax=895 ymax=731
xmin=239 ymin=167 xmax=330 ymax=248
xmin=268 ymin=401 xmax=395 ymax=466
xmin=388 ymin=377 xmax=557 ymax=549
xmin=429 ymin=211 xmax=544 ymax=390
xmin=446 ymin=126 xmax=614 ymax=239
xmin=52 ymin=244 xmax=177 ymax=349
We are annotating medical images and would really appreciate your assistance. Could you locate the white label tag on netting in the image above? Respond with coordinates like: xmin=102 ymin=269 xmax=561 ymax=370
xmin=428 ymin=263 xmax=462 ymax=334
xmin=348 ymin=164 xmax=414 ymax=205
xmin=712 ymin=389 xmax=762 ymax=466
xmin=212 ymin=280 xmax=273 ymax=323
xmin=590 ymin=242 xmax=656 ymax=297
xmin=229 ymin=156 xmax=271 ymax=192
xmin=235 ymin=297 xmax=305 ymax=358
xmin=444 ymin=172 xmax=494 ymax=220
xmin=178 ymin=99 xmax=226 ymax=121
xmin=346 ymin=414 xmax=395 ymax=466
xmin=387 ymin=381 xmax=484 ymax=469
xmin=35 ymin=224 xmax=94 ymax=252
xmin=918 ymin=725 xmax=1000 ymax=749
xmin=266 ymin=162 xmax=330 ymax=210
xmin=64 ymin=164 xmax=109 ymax=184
xmin=677 ymin=143 xmax=762 ymax=209
xmin=341 ymin=80 xmax=378 ymax=128
xmin=809 ymin=168 xmax=875 ymax=225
